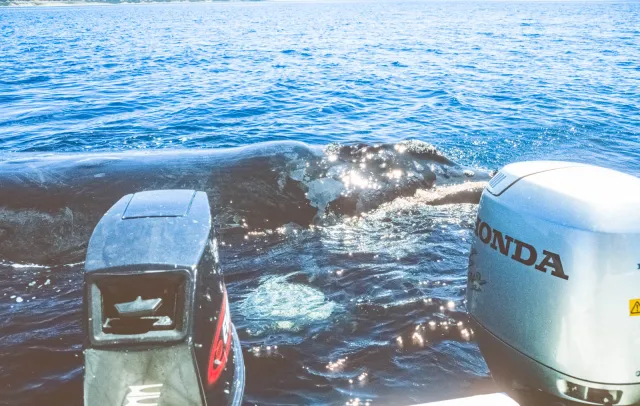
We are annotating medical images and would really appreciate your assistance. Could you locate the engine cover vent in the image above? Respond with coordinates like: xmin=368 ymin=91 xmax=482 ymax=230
xmin=489 ymin=171 xmax=506 ymax=188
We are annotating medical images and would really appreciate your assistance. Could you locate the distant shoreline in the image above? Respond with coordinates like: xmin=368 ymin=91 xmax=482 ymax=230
xmin=0 ymin=0 xmax=264 ymax=6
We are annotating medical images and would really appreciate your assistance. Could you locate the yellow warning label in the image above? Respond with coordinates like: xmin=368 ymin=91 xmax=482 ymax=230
xmin=630 ymin=299 xmax=640 ymax=316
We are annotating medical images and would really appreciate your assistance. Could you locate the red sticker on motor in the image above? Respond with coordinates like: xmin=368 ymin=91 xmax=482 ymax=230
xmin=207 ymin=289 xmax=232 ymax=386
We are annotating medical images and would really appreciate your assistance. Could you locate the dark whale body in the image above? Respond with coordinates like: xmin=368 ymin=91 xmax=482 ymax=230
xmin=0 ymin=141 xmax=488 ymax=264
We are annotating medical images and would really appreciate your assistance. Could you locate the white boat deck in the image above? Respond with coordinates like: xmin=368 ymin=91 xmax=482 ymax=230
xmin=412 ymin=393 xmax=519 ymax=406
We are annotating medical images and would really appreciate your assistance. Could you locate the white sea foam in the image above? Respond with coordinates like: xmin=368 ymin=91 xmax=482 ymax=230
xmin=0 ymin=260 xmax=49 ymax=269
xmin=240 ymin=276 xmax=336 ymax=335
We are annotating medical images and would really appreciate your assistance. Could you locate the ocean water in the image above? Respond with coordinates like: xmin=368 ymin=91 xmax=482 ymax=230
xmin=0 ymin=1 xmax=639 ymax=405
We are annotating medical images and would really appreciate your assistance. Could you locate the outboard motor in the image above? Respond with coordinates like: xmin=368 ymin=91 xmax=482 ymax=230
xmin=83 ymin=190 xmax=244 ymax=406
xmin=467 ymin=162 xmax=640 ymax=405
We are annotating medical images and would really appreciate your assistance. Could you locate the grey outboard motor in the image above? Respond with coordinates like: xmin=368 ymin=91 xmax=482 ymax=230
xmin=467 ymin=162 xmax=640 ymax=405
xmin=83 ymin=190 xmax=244 ymax=406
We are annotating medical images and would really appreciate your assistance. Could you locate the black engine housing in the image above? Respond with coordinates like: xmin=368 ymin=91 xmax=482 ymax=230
xmin=83 ymin=189 xmax=244 ymax=406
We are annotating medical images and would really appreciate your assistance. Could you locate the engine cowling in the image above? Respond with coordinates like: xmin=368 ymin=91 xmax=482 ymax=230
xmin=467 ymin=162 xmax=640 ymax=405
xmin=83 ymin=189 xmax=244 ymax=406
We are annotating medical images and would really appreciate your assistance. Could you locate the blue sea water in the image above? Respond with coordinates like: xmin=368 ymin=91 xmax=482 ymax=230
xmin=1 ymin=1 xmax=639 ymax=174
xmin=0 ymin=1 xmax=639 ymax=405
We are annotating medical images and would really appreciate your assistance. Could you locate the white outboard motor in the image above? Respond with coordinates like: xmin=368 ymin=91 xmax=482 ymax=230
xmin=467 ymin=161 xmax=640 ymax=405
